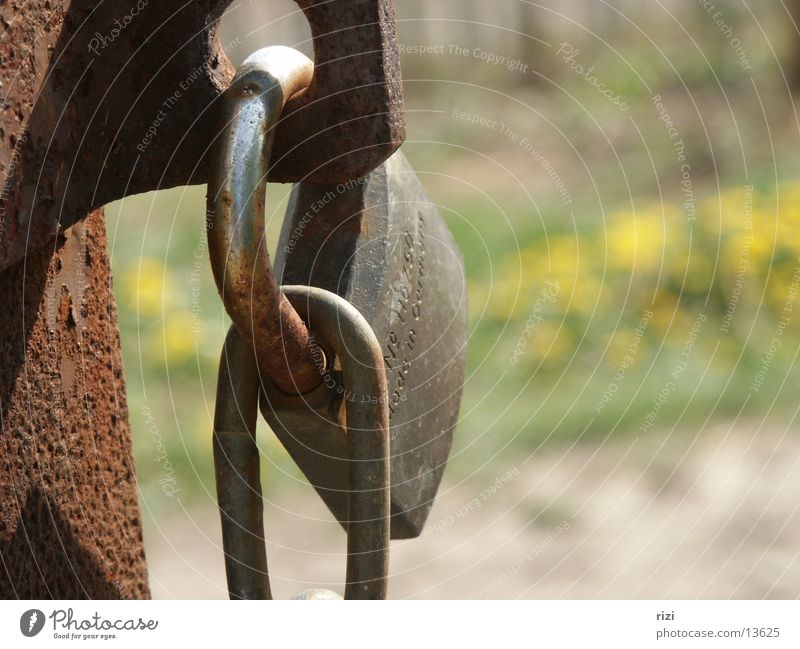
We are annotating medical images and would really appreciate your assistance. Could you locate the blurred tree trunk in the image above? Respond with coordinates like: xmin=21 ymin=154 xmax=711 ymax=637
xmin=518 ymin=1 xmax=550 ymax=87
xmin=788 ymin=0 xmax=800 ymax=89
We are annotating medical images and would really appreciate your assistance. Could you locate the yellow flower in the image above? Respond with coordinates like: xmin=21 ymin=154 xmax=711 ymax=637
xmin=648 ymin=291 xmax=680 ymax=333
xmin=486 ymin=269 xmax=524 ymax=320
xmin=703 ymin=185 xmax=756 ymax=232
xmin=152 ymin=312 xmax=198 ymax=365
xmin=121 ymin=258 xmax=174 ymax=318
xmin=721 ymin=231 xmax=754 ymax=275
xmin=777 ymin=181 xmax=800 ymax=225
xmin=606 ymin=209 xmax=667 ymax=275
xmin=765 ymin=265 xmax=800 ymax=315
xmin=749 ymin=213 xmax=777 ymax=268
xmin=489 ymin=243 xmax=563 ymax=320
xmin=681 ymin=251 xmax=715 ymax=296
xmin=605 ymin=328 xmax=647 ymax=368
xmin=527 ymin=321 xmax=574 ymax=366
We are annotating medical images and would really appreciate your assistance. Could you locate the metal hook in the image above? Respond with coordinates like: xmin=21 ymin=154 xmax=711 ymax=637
xmin=212 ymin=285 xmax=390 ymax=599
xmin=207 ymin=46 xmax=322 ymax=395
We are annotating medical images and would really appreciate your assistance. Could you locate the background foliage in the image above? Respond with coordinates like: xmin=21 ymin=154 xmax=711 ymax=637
xmin=108 ymin=0 xmax=800 ymax=508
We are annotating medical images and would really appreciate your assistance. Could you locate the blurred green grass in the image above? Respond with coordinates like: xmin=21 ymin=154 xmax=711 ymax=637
xmin=108 ymin=2 xmax=800 ymax=503
xmin=107 ymin=174 xmax=800 ymax=505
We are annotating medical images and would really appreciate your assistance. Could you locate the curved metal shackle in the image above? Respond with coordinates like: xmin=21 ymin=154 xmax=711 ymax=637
xmin=207 ymin=46 xmax=322 ymax=395
xmin=213 ymin=285 xmax=390 ymax=600
xmin=212 ymin=327 xmax=269 ymax=600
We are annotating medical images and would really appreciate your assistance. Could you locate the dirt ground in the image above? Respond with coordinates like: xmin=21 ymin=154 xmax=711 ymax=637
xmin=144 ymin=424 xmax=800 ymax=599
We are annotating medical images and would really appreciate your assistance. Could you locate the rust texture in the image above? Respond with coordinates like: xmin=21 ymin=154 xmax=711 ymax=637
xmin=207 ymin=49 xmax=324 ymax=395
xmin=275 ymin=0 xmax=405 ymax=183
xmin=0 ymin=0 xmax=404 ymax=598
xmin=0 ymin=209 xmax=149 ymax=599
xmin=0 ymin=0 xmax=405 ymax=274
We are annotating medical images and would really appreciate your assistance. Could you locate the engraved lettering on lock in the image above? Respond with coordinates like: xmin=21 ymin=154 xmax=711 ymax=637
xmin=385 ymin=211 xmax=426 ymax=416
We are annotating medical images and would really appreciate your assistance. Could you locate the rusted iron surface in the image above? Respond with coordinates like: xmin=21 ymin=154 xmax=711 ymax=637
xmin=0 ymin=0 xmax=404 ymax=599
xmin=0 ymin=0 xmax=405 ymax=274
xmin=0 ymin=0 xmax=232 ymax=274
xmin=0 ymin=210 xmax=149 ymax=599
xmin=275 ymin=0 xmax=405 ymax=184
xmin=208 ymin=47 xmax=323 ymax=395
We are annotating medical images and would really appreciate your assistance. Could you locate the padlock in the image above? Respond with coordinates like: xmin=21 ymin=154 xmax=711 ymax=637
xmin=264 ymin=150 xmax=468 ymax=539
xmin=213 ymin=286 xmax=390 ymax=599
xmin=206 ymin=45 xmax=467 ymax=542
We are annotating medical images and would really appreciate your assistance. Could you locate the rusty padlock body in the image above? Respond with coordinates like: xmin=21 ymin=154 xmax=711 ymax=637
xmin=261 ymin=150 xmax=468 ymax=539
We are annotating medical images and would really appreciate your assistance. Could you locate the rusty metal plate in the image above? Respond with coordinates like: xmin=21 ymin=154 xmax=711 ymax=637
xmin=0 ymin=211 xmax=149 ymax=599
xmin=0 ymin=0 xmax=404 ymax=273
